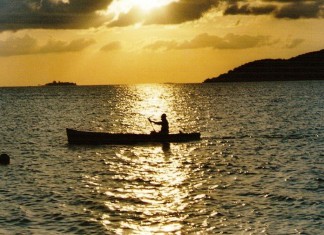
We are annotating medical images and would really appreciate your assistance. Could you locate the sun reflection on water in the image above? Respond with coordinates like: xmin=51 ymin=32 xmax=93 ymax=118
xmin=131 ymin=84 xmax=171 ymax=116
xmin=81 ymin=84 xmax=202 ymax=234
xmin=118 ymin=84 xmax=178 ymax=133
xmin=99 ymin=144 xmax=193 ymax=234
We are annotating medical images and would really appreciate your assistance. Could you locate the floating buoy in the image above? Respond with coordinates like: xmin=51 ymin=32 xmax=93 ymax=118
xmin=0 ymin=153 xmax=10 ymax=165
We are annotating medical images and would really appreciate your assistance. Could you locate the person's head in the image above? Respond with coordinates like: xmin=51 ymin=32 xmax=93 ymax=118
xmin=161 ymin=113 xmax=167 ymax=120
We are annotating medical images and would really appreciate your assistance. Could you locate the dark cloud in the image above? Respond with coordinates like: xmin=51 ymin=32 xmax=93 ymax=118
xmin=145 ymin=33 xmax=276 ymax=50
xmin=108 ymin=0 xmax=218 ymax=27
xmin=0 ymin=0 xmax=112 ymax=31
xmin=224 ymin=3 xmax=277 ymax=16
xmin=0 ymin=35 xmax=95 ymax=56
xmin=275 ymin=1 xmax=324 ymax=19
xmin=146 ymin=0 xmax=215 ymax=24
xmin=0 ymin=0 xmax=219 ymax=30
xmin=223 ymin=0 xmax=324 ymax=19
xmin=0 ymin=0 xmax=323 ymax=31
xmin=105 ymin=0 xmax=324 ymax=27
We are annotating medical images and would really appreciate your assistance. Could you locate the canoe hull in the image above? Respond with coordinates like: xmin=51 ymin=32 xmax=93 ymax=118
xmin=66 ymin=128 xmax=201 ymax=145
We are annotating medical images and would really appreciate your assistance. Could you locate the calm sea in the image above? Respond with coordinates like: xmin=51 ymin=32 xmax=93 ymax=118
xmin=0 ymin=82 xmax=323 ymax=234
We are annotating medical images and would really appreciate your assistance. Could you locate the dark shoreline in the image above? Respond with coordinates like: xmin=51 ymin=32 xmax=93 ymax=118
xmin=204 ymin=49 xmax=324 ymax=83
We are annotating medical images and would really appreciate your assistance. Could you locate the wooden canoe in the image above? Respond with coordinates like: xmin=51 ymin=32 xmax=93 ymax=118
xmin=66 ymin=128 xmax=201 ymax=145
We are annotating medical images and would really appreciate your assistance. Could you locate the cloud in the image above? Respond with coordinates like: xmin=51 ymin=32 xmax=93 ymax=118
xmin=274 ymin=1 xmax=324 ymax=19
xmin=145 ymin=33 xmax=276 ymax=51
xmin=0 ymin=0 xmax=322 ymax=31
xmin=145 ymin=40 xmax=179 ymax=51
xmin=224 ymin=2 xmax=277 ymax=16
xmin=0 ymin=35 xmax=38 ymax=56
xmin=223 ymin=0 xmax=324 ymax=19
xmin=0 ymin=0 xmax=113 ymax=31
xmin=145 ymin=0 xmax=216 ymax=24
xmin=39 ymin=38 xmax=95 ymax=53
xmin=284 ymin=38 xmax=304 ymax=49
xmin=107 ymin=7 xmax=143 ymax=27
xmin=100 ymin=41 xmax=121 ymax=51
xmin=108 ymin=0 xmax=217 ymax=27
xmin=0 ymin=0 xmax=220 ymax=30
xmin=0 ymin=35 xmax=95 ymax=56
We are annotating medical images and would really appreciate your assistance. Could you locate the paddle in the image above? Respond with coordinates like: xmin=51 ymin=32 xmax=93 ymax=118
xmin=147 ymin=117 xmax=156 ymax=132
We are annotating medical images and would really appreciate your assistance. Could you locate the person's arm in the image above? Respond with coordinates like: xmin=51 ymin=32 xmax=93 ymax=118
xmin=149 ymin=118 xmax=162 ymax=125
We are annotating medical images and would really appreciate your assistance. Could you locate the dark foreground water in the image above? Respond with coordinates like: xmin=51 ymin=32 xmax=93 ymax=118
xmin=0 ymin=82 xmax=323 ymax=234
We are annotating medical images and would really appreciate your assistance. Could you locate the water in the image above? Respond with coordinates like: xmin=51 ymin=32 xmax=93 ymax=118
xmin=0 ymin=82 xmax=323 ymax=234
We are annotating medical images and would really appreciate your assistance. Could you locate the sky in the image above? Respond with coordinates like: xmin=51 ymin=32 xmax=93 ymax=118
xmin=0 ymin=0 xmax=323 ymax=86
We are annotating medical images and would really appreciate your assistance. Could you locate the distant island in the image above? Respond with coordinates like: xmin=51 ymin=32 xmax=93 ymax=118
xmin=204 ymin=49 xmax=324 ymax=83
xmin=44 ymin=81 xmax=77 ymax=86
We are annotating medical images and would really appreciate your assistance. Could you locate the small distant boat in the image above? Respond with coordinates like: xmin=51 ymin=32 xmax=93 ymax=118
xmin=66 ymin=128 xmax=201 ymax=145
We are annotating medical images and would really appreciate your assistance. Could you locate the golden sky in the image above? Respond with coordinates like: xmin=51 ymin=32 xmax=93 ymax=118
xmin=0 ymin=0 xmax=323 ymax=86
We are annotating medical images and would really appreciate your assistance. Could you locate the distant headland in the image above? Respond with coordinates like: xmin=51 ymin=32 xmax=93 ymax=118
xmin=44 ymin=81 xmax=77 ymax=86
xmin=204 ymin=49 xmax=324 ymax=83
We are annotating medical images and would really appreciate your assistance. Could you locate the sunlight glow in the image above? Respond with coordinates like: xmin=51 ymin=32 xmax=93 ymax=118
xmin=107 ymin=0 xmax=177 ymax=19
xmin=131 ymin=84 xmax=171 ymax=118
xmin=114 ymin=84 xmax=176 ymax=134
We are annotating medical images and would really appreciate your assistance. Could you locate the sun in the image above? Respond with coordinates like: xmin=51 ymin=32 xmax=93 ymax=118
xmin=107 ymin=0 xmax=176 ymax=18
xmin=132 ymin=0 xmax=174 ymax=12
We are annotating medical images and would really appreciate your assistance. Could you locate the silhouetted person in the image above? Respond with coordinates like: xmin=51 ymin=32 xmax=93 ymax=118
xmin=149 ymin=114 xmax=169 ymax=134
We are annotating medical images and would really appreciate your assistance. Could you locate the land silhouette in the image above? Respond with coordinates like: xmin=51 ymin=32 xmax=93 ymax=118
xmin=44 ymin=81 xmax=77 ymax=86
xmin=204 ymin=49 xmax=324 ymax=83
